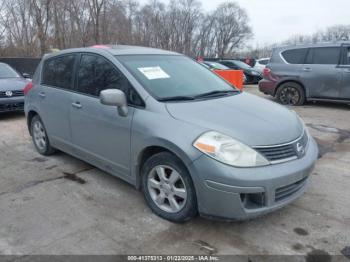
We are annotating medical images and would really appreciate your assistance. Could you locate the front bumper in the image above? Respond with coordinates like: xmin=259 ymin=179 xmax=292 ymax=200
xmin=0 ymin=97 xmax=24 ymax=112
xmin=246 ymin=75 xmax=262 ymax=84
xmin=189 ymin=137 xmax=318 ymax=220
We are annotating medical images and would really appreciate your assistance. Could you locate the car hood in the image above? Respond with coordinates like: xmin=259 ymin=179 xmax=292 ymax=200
xmin=0 ymin=78 xmax=28 ymax=91
xmin=166 ymin=92 xmax=304 ymax=146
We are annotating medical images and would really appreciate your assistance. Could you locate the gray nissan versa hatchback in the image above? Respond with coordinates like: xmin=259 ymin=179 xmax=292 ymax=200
xmin=259 ymin=42 xmax=350 ymax=105
xmin=25 ymin=45 xmax=318 ymax=222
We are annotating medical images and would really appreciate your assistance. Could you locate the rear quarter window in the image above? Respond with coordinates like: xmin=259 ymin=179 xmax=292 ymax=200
xmin=281 ymin=48 xmax=308 ymax=64
xmin=42 ymin=55 xmax=75 ymax=89
xmin=32 ymin=61 xmax=42 ymax=84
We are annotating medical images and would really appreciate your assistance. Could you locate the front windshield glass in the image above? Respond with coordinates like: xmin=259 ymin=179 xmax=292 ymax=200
xmin=206 ymin=62 xmax=229 ymax=70
xmin=0 ymin=63 xmax=20 ymax=78
xmin=232 ymin=60 xmax=252 ymax=70
xmin=117 ymin=55 xmax=236 ymax=100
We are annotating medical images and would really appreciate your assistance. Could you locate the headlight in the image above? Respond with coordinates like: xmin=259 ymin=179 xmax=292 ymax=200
xmin=193 ymin=131 xmax=269 ymax=167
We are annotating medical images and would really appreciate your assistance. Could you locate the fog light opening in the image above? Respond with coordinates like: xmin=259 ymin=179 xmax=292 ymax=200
xmin=240 ymin=192 xmax=266 ymax=209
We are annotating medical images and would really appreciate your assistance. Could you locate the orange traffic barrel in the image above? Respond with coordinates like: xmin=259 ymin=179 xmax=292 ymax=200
xmin=213 ymin=69 xmax=244 ymax=90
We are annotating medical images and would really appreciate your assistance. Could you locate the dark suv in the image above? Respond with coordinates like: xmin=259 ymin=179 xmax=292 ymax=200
xmin=259 ymin=42 xmax=350 ymax=105
xmin=219 ymin=60 xmax=262 ymax=84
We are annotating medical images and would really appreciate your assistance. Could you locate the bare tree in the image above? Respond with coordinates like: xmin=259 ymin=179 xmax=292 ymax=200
xmin=88 ymin=0 xmax=105 ymax=44
xmin=0 ymin=0 xmax=254 ymax=57
xmin=211 ymin=2 xmax=252 ymax=58
xmin=30 ymin=0 xmax=51 ymax=56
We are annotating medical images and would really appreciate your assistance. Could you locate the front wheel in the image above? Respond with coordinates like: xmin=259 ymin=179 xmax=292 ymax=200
xmin=141 ymin=152 xmax=197 ymax=222
xmin=276 ymin=82 xmax=305 ymax=106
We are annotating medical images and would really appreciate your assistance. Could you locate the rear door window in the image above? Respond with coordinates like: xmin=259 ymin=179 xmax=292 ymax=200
xmin=42 ymin=55 xmax=76 ymax=89
xmin=305 ymin=47 xmax=341 ymax=65
xmin=76 ymin=54 xmax=143 ymax=106
xmin=281 ymin=48 xmax=308 ymax=64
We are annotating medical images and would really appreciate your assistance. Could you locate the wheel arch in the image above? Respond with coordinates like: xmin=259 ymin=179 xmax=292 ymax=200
xmin=133 ymin=141 xmax=197 ymax=190
xmin=275 ymin=80 xmax=307 ymax=97
xmin=27 ymin=110 xmax=39 ymax=136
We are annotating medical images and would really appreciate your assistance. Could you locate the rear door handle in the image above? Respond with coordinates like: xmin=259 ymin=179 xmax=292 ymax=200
xmin=344 ymin=69 xmax=350 ymax=73
xmin=72 ymin=102 xmax=82 ymax=109
xmin=303 ymin=67 xmax=312 ymax=72
xmin=38 ymin=92 xmax=46 ymax=98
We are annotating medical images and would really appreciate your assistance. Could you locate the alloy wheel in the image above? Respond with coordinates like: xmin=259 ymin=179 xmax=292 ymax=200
xmin=147 ymin=165 xmax=187 ymax=213
xmin=33 ymin=120 xmax=47 ymax=151
xmin=280 ymin=86 xmax=300 ymax=105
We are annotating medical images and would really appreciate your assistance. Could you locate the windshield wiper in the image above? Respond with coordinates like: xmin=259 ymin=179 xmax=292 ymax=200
xmin=158 ymin=90 xmax=239 ymax=102
xmin=158 ymin=95 xmax=196 ymax=102
xmin=194 ymin=89 xmax=239 ymax=99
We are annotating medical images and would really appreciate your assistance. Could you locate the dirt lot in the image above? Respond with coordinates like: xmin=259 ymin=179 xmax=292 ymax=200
xmin=0 ymin=85 xmax=349 ymax=257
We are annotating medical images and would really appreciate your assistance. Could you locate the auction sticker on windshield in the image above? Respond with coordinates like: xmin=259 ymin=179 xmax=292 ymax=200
xmin=138 ymin=66 xmax=170 ymax=80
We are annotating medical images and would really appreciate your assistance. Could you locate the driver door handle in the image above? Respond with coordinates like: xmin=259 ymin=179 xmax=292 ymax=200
xmin=303 ymin=67 xmax=312 ymax=72
xmin=72 ymin=102 xmax=82 ymax=109
xmin=38 ymin=92 xmax=46 ymax=98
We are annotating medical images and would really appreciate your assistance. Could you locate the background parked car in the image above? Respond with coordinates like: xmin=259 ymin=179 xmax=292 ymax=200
xmin=0 ymin=62 xmax=31 ymax=113
xmin=0 ymin=58 xmax=40 ymax=77
xmin=202 ymin=61 xmax=231 ymax=70
xmin=254 ymin=58 xmax=270 ymax=73
xmin=259 ymin=42 xmax=350 ymax=106
xmin=202 ymin=61 xmax=246 ymax=89
xmin=219 ymin=59 xmax=262 ymax=84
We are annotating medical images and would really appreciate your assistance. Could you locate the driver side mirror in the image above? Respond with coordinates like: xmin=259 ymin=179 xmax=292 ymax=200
xmin=100 ymin=89 xmax=128 ymax=117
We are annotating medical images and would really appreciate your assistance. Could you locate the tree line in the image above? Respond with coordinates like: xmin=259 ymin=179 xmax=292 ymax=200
xmin=0 ymin=0 xmax=252 ymax=58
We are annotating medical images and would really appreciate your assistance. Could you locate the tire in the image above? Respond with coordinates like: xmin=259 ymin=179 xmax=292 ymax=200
xmin=276 ymin=82 xmax=305 ymax=106
xmin=141 ymin=152 xmax=197 ymax=222
xmin=243 ymin=73 xmax=248 ymax=84
xmin=30 ymin=115 xmax=56 ymax=155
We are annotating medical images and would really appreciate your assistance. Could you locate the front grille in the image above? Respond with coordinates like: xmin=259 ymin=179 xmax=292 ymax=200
xmin=0 ymin=102 xmax=24 ymax=112
xmin=254 ymin=131 xmax=308 ymax=164
xmin=0 ymin=90 xmax=24 ymax=98
xmin=275 ymin=176 xmax=308 ymax=202
xmin=256 ymin=144 xmax=296 ymax=162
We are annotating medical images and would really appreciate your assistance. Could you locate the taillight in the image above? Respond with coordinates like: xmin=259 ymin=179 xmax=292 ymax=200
xmin=263 ymin=68 xmax=271 ymax=77
xmin=23 ymin=82 xmax=33 ymax=96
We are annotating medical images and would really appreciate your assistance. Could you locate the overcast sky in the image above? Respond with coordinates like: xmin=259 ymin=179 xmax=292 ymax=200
xmin=200 ymin=0 xmax=350 ymax=46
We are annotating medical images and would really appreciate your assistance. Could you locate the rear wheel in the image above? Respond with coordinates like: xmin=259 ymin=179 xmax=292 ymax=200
xmin=276 ymin=82 xmax=305 ymax=106
xmin=141 ymin=152 xmax=197 ymax=222
xmin=30 ymin=115 xmax=56 ymax=155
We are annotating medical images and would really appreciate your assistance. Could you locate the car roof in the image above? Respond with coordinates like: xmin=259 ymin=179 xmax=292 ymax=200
xmin=0 ymin=62 xmax=12 ymax=66
xmin=0 ymin=62 xmax=19 ymax=71
xmin=43 ymin=45 xmax=180 ymax=60
xmin=273 ymin=41 xmax=350 ymax=52
xmin=220 ymin=59 xmax=240 ymax=63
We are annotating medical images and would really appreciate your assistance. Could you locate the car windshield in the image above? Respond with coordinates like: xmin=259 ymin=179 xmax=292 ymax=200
xmin=205 ymin=62 xmax=230 ymax=70
xmin=117 ymin=55 xmax=238 ymax=100
xmin=231 ymin=60 xmax=252 ymax=70
xmin=0 ymin=63 xmax=20 ymax=78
